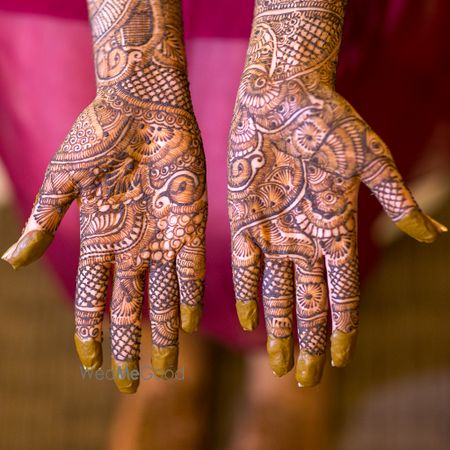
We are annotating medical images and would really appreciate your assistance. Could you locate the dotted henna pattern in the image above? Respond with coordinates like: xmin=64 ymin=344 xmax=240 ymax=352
xmin=228 ymin=0 xmax=420 ymax=361
xmin=30 ymin=0 xmax=207 ymax=368
xmin=5 ymin=0 xmax=444 ymax=390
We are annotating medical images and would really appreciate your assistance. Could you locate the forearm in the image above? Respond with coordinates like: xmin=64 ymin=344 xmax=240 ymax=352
xmin=87 ymin=0 xmax=191 ymax=109
xmin=248 ymin=0 xmax=347 ymax=85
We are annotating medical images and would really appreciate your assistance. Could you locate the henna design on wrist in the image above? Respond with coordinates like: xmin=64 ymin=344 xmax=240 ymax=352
xmin=3 ymin=0 xmax=206 ymax=392
xmin=228 ymin=0 xmax=445 ymax=385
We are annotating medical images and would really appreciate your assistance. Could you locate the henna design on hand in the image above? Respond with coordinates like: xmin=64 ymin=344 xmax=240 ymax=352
xmin=2 ymin=0 xmax=207 ymax=393
xmin=228 ymin=0 xmax=446 ymax=387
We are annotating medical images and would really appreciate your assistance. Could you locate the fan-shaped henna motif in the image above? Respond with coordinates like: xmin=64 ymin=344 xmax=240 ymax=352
xmin=228 ymin=0 xmax=446 ymax=387
xmin=2 ymin=0 xmax=207 ymax=393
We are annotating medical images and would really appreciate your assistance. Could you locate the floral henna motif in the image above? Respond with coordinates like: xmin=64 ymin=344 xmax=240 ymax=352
xmin=228 ymin=0 xmax=446 ymax=387
xmin=3 ymin=0 xmax=207 ymax=393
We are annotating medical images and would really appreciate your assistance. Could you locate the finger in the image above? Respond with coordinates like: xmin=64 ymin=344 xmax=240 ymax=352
xmin=2 ymin=230 xmax=53 ymax=270
xmin=177 ymin=241 xmax=205 ymax=333
xmin=232 ymin=233 xmax=261 ymax=331
xmin=74 ymin=262 xmax=110 ymax=371
xmin=2 ymin=168 xmax=76 ymax=269
xmin=294 ymin=259 xmax=328 ymax=387
xmin=262 ymin=258 xmax=295 ymax=376
xmin=149 ymin=260 xmax=179 ymax=378
xmin=360 ymin=128 xmax=446 ymax=242
xmin=324 ymin=249 xmax=359 ymax=368
xmin=395 ymin=210 xmax=447 ymax=243
xmin=110 ymin=266 xmax=145 ymax=394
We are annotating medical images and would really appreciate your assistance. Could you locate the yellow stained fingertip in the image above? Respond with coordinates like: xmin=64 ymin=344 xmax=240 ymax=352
xmin=236 ymin=300 xmax=258 ymax=331
xmin=330 ymin=329 xmax=357 ymax=368
xmin=428 ymin=216 xmax=448 ymax=233
xmin=151 ymin=345 xmax=178 ymax=378
xmin=180 ymin=304 xmax=202 ymax=333
xmin=295 ymin=350 xmax=325 ymax=387
xmin=267 ymin=335 xmax=294 ymax=376
xmin=112 ymin=358 xmax=140 ymax=394
xmin=395 ymin=210 xmax=447 ymax=243
xmin=1 ymin=230 xmax=53 ymax=269
xmin=74 ymin=334 xmax=102 ymax=371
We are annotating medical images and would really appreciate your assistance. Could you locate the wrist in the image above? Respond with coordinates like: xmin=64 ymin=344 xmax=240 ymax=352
xmin=88 ymin=0 xmax=192 ymax=111
xmin=95 ymin=67 xmax=193 ymax=113
xmin=253 ymin=0 xmax=346 ymax=14
xmin=88 ymin=0 xmax=187 ymax=87
xmin=247 ymin=0 xmax=346 ymax=84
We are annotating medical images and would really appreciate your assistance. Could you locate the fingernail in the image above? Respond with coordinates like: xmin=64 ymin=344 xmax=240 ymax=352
xmin=297 ymin=382 xmax=304 ymax=388
xmin=180 ymin=304 xmax=202 ymax=333
xmin=2 ymin=243 xmax=19 ymax=269
xmin=2 ymin=242 xmax=17 ymax=261
xmin=2 ymin=230 xmax=53 ymax=269
xmin=295 ymin=350 xmax=325 ymax=387
xmin=151 ymin=345 xmax=178 ymax=378
xmin=236 ymin=300 xmax=258 ymax=331
xmin=331 ymin=329 xmax=357 ymax=367
xmin=74 ymin=334 xmax=102 ymax=371
xmin=267 ymin=335 xmax=294 ymax=376
xmin=112 ymin=358 xmax=140 ymax=394
xmin=429 ymin=217 xmax=448 ymax=233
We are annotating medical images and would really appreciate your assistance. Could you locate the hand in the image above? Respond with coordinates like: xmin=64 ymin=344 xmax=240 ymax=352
xmin=2 ymin=0 xmax=207 ymax=393
xmin=3 ymin=88 xmax=207 ymax=392
xmin=228 ymin=0 xmax=446 ymax=387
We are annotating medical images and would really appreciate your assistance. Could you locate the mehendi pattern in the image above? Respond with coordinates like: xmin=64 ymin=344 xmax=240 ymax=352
xmin=6 ymin=0 xmax=207 ymax=390
xmin=228 ymin=0 xmax=440 ymax=383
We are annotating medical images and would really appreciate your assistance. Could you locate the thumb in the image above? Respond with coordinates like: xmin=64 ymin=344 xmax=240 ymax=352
xmin=360 ymin=127 xmax=446 ymax=243
xmin=395 ymin=210 xmax=447 ymax=243
xmin=2 ymin=228 xmax=54 ymax=269
xmin=2 ymin=167 xmax=76 ymax=269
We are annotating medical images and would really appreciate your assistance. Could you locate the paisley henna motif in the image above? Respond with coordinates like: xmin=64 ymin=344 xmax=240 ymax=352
xmin=3 ymin=0 xmax=207 ymax=393
xmin=228 ymin=0 xmax=446 ymax=387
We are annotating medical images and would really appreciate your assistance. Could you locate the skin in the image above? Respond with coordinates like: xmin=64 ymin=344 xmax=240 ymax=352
xmin=2 ymin=0 xmax=207 ymax=393
xmin=228 ymin=0 xmax=446 ymax=387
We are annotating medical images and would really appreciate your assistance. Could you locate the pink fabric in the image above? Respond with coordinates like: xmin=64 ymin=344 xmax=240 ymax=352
xmin=188 ymin=39 xmax=265 ymax=346
xmin=0 ymin=13 xmax=90 ymax=300
xmin=0 ymin=1 xmax=448 ymax=349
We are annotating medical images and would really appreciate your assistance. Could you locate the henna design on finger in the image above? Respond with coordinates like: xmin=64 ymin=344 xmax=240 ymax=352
xmin=75 ymin=263 xmax=110 ymax=342
xmin=262 ymin=259 xmax=295 ymax=339
xmin=295 ymin=261 xmax=328 ymax=356
xmin=326 ymin=257 xmax=360 ymax=334
xmin=231 ymin=234 xmax=261 ymax=303
xmin=2 ymin=1 xmax=207 ymax=383
xmin=149 ymin=261 xmax=180 ymax=349
xmin=177 ymin=238 xmax=206 ymax=313
xmin=111 ymin=266 xmax=145 ymax=361
xmin=228 ymin=0 xmax=443 ymax=380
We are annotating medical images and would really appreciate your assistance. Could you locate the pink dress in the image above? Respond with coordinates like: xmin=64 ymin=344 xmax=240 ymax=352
xmin=0 ymin=0 xmax=448 ymax=349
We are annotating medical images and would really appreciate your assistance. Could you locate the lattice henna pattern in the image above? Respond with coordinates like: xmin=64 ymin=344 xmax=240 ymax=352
xmin=2 ymin=0 xmax=207 ymax=393
xmin=228 ymin=0 xmax=445 ymax=386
